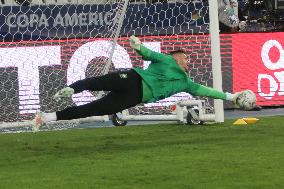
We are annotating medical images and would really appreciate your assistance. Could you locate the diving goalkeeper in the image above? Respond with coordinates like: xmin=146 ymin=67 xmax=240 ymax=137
xmin=34 ymin=35 xmax=248 ymax=129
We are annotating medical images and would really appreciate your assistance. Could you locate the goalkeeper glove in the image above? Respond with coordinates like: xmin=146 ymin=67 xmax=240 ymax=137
xmin=232 ymin=92 xmax=242 ymax=108
xmin=130 ymin=35 xmax=141 ymax=50
xmin=53 ymin=87 xmax=74 ymax=102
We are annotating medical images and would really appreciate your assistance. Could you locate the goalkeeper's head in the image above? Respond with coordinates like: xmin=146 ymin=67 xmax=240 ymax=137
xmin=169 ymin=49 xmax=188 ymax=71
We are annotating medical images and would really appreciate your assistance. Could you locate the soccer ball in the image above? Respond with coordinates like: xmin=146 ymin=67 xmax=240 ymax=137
xmin=236 ymin=90 xmax=256 ymax=110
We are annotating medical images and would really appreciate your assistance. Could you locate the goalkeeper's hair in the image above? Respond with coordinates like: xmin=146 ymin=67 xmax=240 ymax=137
xmin=169 ymin=49 xmax=187 ymax=55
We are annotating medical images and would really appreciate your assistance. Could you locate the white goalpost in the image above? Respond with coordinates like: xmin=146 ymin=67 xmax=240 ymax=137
xmin=0 ymin=0 xmax=224 ymax=132
xmin=209 ymin=0 xmax=224 ymax=123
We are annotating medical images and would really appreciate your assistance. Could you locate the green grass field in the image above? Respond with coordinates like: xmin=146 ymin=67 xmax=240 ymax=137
xmin=1 ymin=116 xmax=284 ymax=189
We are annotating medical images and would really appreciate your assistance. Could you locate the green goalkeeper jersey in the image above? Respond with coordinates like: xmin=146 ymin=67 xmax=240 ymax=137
xmin=133 ymin=45 xmax=227 ymax=103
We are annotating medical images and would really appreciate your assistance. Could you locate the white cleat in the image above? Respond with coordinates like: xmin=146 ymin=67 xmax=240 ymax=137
xmin=53 ymin=87 xmax=74 ymax=102
xmin=32 ymin=112 xmax=45 ymax=132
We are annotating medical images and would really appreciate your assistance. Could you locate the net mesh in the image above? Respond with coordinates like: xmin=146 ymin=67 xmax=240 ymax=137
xmin=0 ymin=1 xmax=225 ymax=132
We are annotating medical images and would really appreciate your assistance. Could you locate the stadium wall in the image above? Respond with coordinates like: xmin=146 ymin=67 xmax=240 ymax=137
xmin=0 ymin=3 xmax=209 ymax=41
xmin=0 ymin=2 xmax=284 ymax=121
xmin=1 ymin=32 xmax=284 ymax=121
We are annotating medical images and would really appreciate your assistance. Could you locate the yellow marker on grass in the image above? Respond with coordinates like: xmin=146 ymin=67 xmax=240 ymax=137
xmin=233 ymin=118 xmax=259 ymax=125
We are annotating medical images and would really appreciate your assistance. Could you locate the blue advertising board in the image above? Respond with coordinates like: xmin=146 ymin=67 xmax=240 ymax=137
xmin=0 ymin=2 xmax=209 ymax=41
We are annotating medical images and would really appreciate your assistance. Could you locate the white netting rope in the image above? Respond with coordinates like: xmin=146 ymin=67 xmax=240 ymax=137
xmin=0 ymin=1 xmax=131 ymax=132
xmin=123 ymin=2 xmax=213 ymax=115
xmin=0 ymin=1 xmax=215 ymax=132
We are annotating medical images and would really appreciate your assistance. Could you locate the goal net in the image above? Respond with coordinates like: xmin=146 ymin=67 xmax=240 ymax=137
xmin=0 ymin=0 xmax=227 ymax=132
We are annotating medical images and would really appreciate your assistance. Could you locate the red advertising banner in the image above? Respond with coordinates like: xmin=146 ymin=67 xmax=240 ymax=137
xmin=0 ymin=34 xmax=218 ymax=118
xmin=232 ymin=32 xmax=284 ymax=106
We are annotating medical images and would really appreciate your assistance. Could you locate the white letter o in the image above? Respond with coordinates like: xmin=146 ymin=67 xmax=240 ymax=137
xmin=67 ymin=40 xmax=132 ymax=105
xmin=261 ymin=40 xmax=284 ymax=70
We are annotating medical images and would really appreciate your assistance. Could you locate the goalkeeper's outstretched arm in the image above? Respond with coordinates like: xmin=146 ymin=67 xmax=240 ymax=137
xmin=186 ymin=79 xmax=250 ymax=108
xmin=130 ymin=35 xmax=171 ymax=63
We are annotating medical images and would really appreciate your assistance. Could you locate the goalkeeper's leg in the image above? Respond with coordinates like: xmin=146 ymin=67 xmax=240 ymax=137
xmin=33 ymin=70 xmax=142 ymax=129
xmin=72 ymin=70 xmax=138 ymax=93
xmin=54 ymin=70 xmax=140 ymax=102
xmin=56 ymin=90 xmax=142 ymax=120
